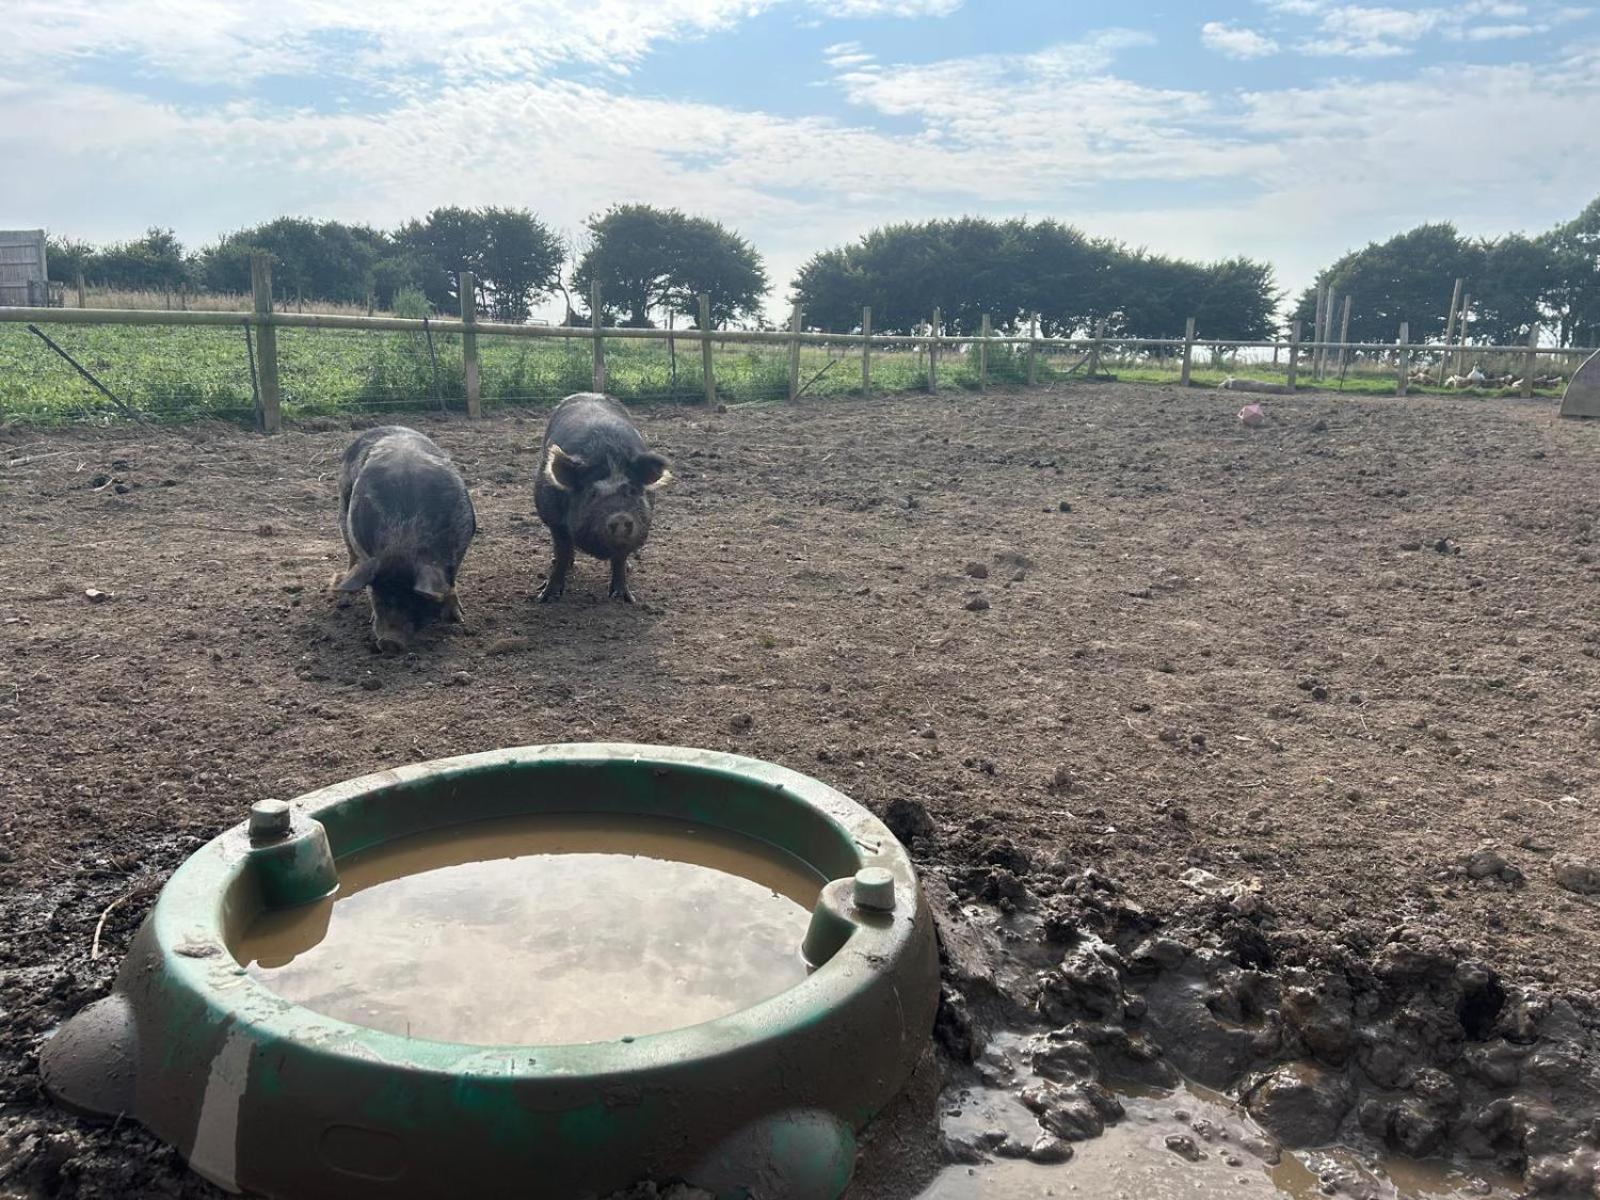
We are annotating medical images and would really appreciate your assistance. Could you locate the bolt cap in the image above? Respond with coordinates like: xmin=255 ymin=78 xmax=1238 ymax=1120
xmin=852 ymin=867 xmax=896 ymax=912
xmin=249 ymin=799 xmax=291 ymax=842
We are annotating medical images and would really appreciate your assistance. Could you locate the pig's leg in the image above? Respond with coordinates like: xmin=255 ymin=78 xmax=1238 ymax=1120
xmin=444 ymin=588 xmax=466 ymax=624
xmin=608 ymin=556 xmax=633 ymax=603
xmin=538 ymin=529 xmax=574 ymax=603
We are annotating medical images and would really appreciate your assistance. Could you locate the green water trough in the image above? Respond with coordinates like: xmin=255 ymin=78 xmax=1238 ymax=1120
xmin=41 ymin=744 xmax=940 ymax=1199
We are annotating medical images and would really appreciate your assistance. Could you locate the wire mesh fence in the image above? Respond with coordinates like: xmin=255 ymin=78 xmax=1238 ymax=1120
xmin=2 ymin=301 xmax=1594 ymax=429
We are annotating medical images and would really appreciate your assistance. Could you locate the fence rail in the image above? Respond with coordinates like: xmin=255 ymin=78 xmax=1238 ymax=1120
xmin=2 ymin=256 xmax=1592 ymax=432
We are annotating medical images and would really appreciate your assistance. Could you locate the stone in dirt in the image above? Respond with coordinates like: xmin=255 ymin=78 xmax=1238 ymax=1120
xmin=1164 ymin=1133 xmax=1206 ymax=1162
xmin=965 ymin=595 xmax=990 ymax=612
xmin=964 ymin=561 xmax=989 ymax=579
xmin=1027 ymin=1134 xmax=1073 ymax=1164
xmin=1553 ymin=857 xmax=1600 ymax=895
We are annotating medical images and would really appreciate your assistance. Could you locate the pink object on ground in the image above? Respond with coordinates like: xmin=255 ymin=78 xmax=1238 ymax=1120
xmin=1238 ymin=404 xmax=1265 ymax=428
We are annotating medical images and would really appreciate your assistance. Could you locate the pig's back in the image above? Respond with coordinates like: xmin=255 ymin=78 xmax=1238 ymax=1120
xmin=543 ymin=393 xmax=647 ymax=462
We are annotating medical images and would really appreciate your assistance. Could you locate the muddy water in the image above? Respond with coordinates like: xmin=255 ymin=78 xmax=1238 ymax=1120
xmin=922 ymin=1035 xmax=1517 ymax=1200
xmin=234 ymin=814 xmax=823 ymax=1045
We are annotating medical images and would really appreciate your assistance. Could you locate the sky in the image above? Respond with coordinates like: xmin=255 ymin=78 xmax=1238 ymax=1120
xmin=3 ymin=0 xmax=1598 ymax=319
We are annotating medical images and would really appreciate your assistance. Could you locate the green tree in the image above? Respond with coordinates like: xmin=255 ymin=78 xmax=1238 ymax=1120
xmin=91 ymin=228 xmax=190 ymax=290
xmin=1293 ymin=223 xmax=1483 ymax=343
xmin=1541 ymin=197 xmax=1600 ymax=347
xmin=791 ymin=217 xmax=1276 ymax=339
xmin=197 ymin=219 xmax=387 ymax=303
xmin=45 ymin=236 xmax=94 ymax=284
xmin=397 ymin=207 xmax=561 ymax=320
xmin=1474 ymin=234 xmax=1559 ymax=345
xmin=574 ymin=205 xmax=767 ymax=327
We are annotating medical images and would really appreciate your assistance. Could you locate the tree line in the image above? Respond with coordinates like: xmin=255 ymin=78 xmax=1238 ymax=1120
xmin=1291 ymin=201 xmax=1600 ymax=348
xmin=45 ymin=196 xmax=1600 ymax=346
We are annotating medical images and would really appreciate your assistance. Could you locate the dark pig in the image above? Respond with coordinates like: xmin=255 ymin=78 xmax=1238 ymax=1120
xmin=332 ymin=425 xmax=476 ymax=650
xmin=534 ymin=393 xmax=670 ymax=603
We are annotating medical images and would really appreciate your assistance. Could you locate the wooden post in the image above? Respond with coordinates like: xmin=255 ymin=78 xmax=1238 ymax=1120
xmin=928 ymin=308 xmax=940 ymax=392
xmin=1321 ymin=288 xmax=1335 ymax=378
xmin=1286 ymin=320 xmax=1301 ymax=392
xmin=1439 ymin=277 xmax=1463 ymax=385
xmin=698 ymin=294 xmax=716 ymax=407
xmin=75 ymin=271 xmax=86 ymax=310
xmin=1311 ymin=285 xmax=1327 ymax=381
xmin=787 ymin=304 xmax=803 ymax=402
xmin=249 ymin=253 xmax=282 ymax=434
xmin=1026 ymin=312 xmax=1038 ymax=386
xmin=1456 ymin=293 xmax=1471 ymax=378
xmin=978 ymin=314 xmax=991 ymax=392
xmin=1522 ymin=325 xmax=1538 ymax=399
xmin=1337 ymin=295 xmax=1352 ymax=378
xmin=1396 ymin=322 xmax=1410 ymax=397
xmin=459 ymin=270 xmax=480 ymax=419
xmin=861 ymin=306 xmax=872 ymax=395
xmin=1180 ymin=316 xmax=1196 ymax=388
xmin=1088 ymin=318 xmax=1105 ymax=377
xmin=590 ymin=282 xmax=606 ymax=392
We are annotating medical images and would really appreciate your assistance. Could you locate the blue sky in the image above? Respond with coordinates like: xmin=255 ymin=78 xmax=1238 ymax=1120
xmin=3 ymin=0 xmax=1597 ymax=316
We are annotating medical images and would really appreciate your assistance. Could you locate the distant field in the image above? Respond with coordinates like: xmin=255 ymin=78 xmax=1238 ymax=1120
xmin=0 ymin=320 xmax=1576 ymax=425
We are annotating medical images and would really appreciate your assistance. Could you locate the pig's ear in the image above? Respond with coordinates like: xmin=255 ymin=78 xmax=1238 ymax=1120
xmin=413 ymin=563 xmax=449 ymax=603
xmin=629 ymin=452 xmax=672 ymax=490
xmin=543 ymin=444 xmax=585 ymax=492
xmin=333 ymin=560 xmax=377 ymax=592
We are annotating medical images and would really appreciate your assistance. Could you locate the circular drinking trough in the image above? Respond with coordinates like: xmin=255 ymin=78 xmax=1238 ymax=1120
xmin=41 ymin=744 xmax=940 ymax=1200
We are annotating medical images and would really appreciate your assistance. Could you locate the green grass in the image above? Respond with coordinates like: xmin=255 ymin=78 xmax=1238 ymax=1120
xmin=0 ymin=322 xmax=1576 ymax=426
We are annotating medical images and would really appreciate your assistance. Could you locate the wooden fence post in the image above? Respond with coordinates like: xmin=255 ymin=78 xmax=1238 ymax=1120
xmin=1286 ymin=321 xmax=1301 ymax=392
xmin=698 ymin=294 xmax=716 ymax=407
xmin=979 ymin=314 xmax=991 ymax=392
xmin=928 ymin=308 xmax=940 ymax=392
xmin=788 ymin=305 xmax=803 ymax=402
xmin=75 ymin=271 xmax=86 ymax=310
xmin=861 ymin=306 xmax=872 ymax=395
xmin=1456 ymin=293 xmax=1471 ymax=378
xmin=1312 ymin=285 xmax=1327 ymax=381
xmin=1180 ymin=316 xmax=1196 ymax=387
xmin=1396 ymin=322 xmax=1410 ymax=396
xmin=459 ymin=270 xmax=480 ymax=418
xmin=249 ymin=253 xmax=282 ymax=434
xmin=1522 ymin=325 xmax=1539 ymax=399
xmin=1322 ymin=287 xmax=1335 ymax=378
xmin=1088 ymin=318 xmax=1105 ymax=378
xmin=1439 ymin=277 xmax=1464 ymax=385
xmin=590 ymin=282 xmax=606 ymax=393
xmin=1338 ymin=296 xmax=1352 ymax=378
xmin=1026 ymin=312 xmax=1038 ymax=386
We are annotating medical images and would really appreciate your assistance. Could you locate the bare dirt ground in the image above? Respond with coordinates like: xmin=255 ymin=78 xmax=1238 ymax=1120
xmin=2 ymin=382 xmax=1599 ymax=1197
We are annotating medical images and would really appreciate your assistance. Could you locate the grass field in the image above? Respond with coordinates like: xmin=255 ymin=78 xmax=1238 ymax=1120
xmin=0 ymin=320 xmax=1577 ymax=425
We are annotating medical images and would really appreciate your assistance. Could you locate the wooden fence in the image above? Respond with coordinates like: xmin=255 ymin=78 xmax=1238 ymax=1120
xmin=1 ymin=255 xmax=1591 ymax=433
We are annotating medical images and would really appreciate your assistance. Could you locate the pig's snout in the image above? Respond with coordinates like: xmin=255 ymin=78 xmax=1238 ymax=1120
xmin=606 ymin=513 xmax=638 ymax=544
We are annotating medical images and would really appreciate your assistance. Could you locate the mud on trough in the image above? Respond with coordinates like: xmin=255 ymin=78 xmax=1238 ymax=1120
xmin=2 ymin=382 xmax=1599 ymax=1198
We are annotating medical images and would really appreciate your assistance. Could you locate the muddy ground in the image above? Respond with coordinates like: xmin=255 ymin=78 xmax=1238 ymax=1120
xmin=2 ymin=381 xmax=1599 ymax=1197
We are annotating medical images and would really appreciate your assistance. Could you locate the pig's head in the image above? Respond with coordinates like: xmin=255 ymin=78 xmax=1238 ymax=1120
xmin=335 ymin=558 xmax=452 ymax=652
xmin=544 ymin=444 xmax=670 ymax=557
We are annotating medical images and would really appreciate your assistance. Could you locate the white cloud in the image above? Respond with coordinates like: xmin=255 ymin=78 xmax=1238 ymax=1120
xmin=1200 ymin=22 xmax=1282 ymax=58
xmin=1466 ymin=22 xmax=1540 ymax=36
xmin=818 ymin=0 xmax=962 ymax=14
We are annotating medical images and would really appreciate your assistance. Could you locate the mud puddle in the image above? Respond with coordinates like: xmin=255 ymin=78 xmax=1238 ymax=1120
xmin=923 ymin=1033 xmax=1517 ymax=1200
xmin=234 ymin=813 xmax=823 ymax=1045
